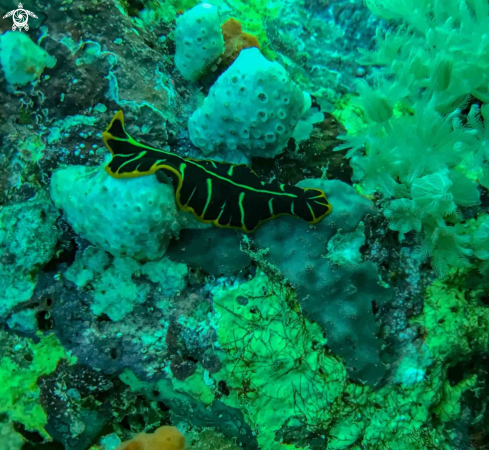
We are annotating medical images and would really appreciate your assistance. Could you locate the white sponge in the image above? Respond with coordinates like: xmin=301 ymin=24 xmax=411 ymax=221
xmin=174 ymin=3 xmax=225 ymax=81
xmin=0 ymin=31 xmax=56 ymax=86
xmin=188 ymin=48 xmax=309 ymax=161
xmin=50 ymin=164 xmax=182 ymax=261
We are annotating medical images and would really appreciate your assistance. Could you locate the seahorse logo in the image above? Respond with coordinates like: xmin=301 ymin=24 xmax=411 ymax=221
xmin=3 ymin=3 xmax=38 ymax=32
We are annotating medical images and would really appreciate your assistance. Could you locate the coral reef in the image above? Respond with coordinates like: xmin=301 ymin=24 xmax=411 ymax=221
xmin=1 ymin=0 xmax=489 ymax=449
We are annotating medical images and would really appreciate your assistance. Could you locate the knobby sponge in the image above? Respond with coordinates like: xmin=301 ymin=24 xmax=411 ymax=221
xmin=117 ymin=426 xmax=184 ymax=450
xmin=174 ymin=3 xmax=225 ymax=81
xmin=188 ymin=47 xmax=309 ymax=161
xmin=0 ymin=31 xmax=56 ymax=86
xmin=50 ymin=164 xmax=181 ymax=261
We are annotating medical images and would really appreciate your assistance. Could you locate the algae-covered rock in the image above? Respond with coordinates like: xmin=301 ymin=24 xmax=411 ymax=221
xmin=254 ymin=179 xmax=391 ymax=385
xmin=0 ymin=193 xmax=60 ymax=319
xmin=64 ymin=246 xmax=188 ymax=321
xmin=0 ymin=332 xmax=73 ymax=439
xmin=211 ymin=271 xmax=347 ymax=449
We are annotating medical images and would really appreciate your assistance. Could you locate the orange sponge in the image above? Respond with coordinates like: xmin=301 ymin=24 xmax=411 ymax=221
xmin=116 ymin=426 xmax=185 ymax=450
xmin=221 ymin=18 xmax=261 ymax=67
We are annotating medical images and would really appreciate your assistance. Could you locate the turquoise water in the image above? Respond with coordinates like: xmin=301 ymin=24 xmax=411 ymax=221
xmin=1 ymin=0 xmax=489 ymax=449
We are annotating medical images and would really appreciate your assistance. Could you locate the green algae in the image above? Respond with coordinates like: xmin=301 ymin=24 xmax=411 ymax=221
xmin=0 ymin=333 xmax=75 ymax=439
xmin=116 ymin=269 xmax=489 ymax=449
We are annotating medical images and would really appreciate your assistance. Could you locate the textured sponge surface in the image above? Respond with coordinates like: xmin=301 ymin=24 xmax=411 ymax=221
xmin=189 ymin=47 xmax=309 ymax=161
xmin=50 ymin=164 xmax=181 ymax=261
xmin=174 ymin=3 xmax=225 ymax=81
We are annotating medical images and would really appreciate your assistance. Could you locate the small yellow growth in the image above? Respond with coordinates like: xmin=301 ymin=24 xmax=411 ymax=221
xmin=333 ymin=94 xmax=367 ymax=135
xmin=117 ymin=426 xmax=185 ymax=450
xmin=332 ymin=93 xmax=412 ymax=136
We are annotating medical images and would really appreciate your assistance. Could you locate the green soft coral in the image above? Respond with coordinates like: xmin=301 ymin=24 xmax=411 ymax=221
xmin=362 ymin=0 xmax=489 ymax=110
xmin=411 ymin=172 xmax=457 ymax=216
xmin=384 ymin=199 xmax=422 ymax=234
xmin=335 ymin=0 xmax=489 ymax=276
xmin=419 ymin=221 xmax=473 ymax=276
